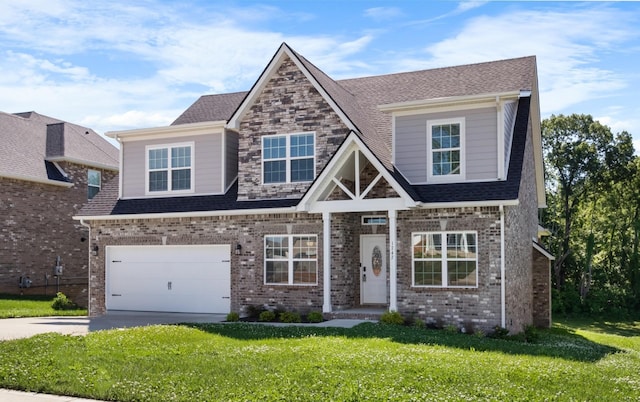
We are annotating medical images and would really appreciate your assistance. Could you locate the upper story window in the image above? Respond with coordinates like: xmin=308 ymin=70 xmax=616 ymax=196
xmin=427 ymin=118 xmax=465 ymax=182
xmin=146 ymin=142 xmax=194 ymax=195
xmin=87 ymin=169 xmax=101 ymax=199
xmin=412 ymin=231 xmax=477 ymax=288
xmin=262 ymin=132 xmax=315 ymax=184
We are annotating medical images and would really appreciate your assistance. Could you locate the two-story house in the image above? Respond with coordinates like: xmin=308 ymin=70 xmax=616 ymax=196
xmin=75 ymin=43 xmax=552 ymax=332
xmin=1 ymin=111 xmax=119 ymax=306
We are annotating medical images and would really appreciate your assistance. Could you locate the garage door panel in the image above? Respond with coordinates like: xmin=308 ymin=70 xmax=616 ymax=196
xmin=106 ymin=245 xmax=230 ymax=314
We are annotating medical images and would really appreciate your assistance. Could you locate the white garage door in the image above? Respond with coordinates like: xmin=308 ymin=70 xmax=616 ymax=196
xmin=106 ymin=245 xmax=231 ymax=314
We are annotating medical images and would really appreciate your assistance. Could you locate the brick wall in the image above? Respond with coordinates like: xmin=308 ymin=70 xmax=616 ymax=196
xmin=87 ymin=213 xmax=328 ymax=316
xmin=396 ymin=207 xmax=503 ymax=332
xmin=504 ymin=115 xmax=539 ymax=333
xmin=532 ymin=247 xmax=551 ymax=327
xmin=236 ymin=56 xmax=350 ymax=200
xmin=0 ymin=163 xmax=117 ymax=307
xmin=88 ymin=206 xmax=510 ymax=333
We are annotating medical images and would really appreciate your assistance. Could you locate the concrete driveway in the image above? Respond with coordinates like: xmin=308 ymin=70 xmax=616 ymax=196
xmin=0 ymin=311 xmax=227 ymax=341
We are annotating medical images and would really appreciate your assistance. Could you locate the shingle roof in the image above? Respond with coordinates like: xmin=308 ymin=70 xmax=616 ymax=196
xmin=0 ymin=111 xmax=119 ymax=184
xmin=171 ymin=91 xmax=248 ymax=125
xmin=77 ymin=181 xmax=298 ymax=216
xmin=173 ymin=48 xmax=536 ymax=170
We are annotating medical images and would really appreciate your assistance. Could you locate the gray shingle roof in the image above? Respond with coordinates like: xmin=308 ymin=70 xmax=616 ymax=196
xmin=171 ymin=91 xmax=248 ymax=125
xmin=173 ymin=48 xmax=536 ymax=170
xmin=0 ymin=111 xmax=119 ymax=184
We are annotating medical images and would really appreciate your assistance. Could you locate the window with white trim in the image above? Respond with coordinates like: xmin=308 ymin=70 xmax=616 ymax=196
xmin=146 ymin=143 xmax=194 ymax=194
xmin=265 ymin=235 xmax=317 ymax=285
xmin=262 ymin=132 xmax=315 ymax=184
xmin=362 ymin=216 xmax=387 ymax=225
xmin=412 ymin=231 xmax=477 ymax=287
xmin=87 ymin=169 xmax=101 ymax=199
xmin=427 ymin=118 xmax=465 ymax=181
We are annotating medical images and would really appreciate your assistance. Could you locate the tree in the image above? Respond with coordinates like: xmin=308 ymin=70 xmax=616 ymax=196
xmin=542 ymin=114 xmax=634 ymax=292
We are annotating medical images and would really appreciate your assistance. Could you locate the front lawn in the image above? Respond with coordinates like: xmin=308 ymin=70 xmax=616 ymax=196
xmin=0 ymin=319 xmax=638 ymax=401
xmin=0 ymin=293 xmax=87 ymax=318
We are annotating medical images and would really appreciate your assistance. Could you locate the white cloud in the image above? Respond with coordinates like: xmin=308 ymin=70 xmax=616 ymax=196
xmin=393 ymin=7 xmax=635 ymax=116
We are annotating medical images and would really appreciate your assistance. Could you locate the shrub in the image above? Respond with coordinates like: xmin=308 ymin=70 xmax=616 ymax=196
xmin=444 ymin=324 xmax=459 ymax=334
xmin=473 ymin=329 xmax=485 ymax=338
xmin=226 ymin=312 xmax=240 ymax=322
xmin=489 ymin=325 xmax=510 ymax=339
xmin=279 ymin=311 xmax=301 ymax=323
xmin=51 ymin=292 xmax=76 ymax=310
xmin=306 ymin=311 xmax=324 ymax=323
xmin=246 ymin=305 xmax=265 ymax=318
xmin=412 ymin=318 xmax=426 ymax=329
xmin=380 ymin=311 xmax=404 ymax=325
xmin=258 ymin=310 xmax=276 ymax=322
xmin=523 ymin=325 xmax=539 ymax=343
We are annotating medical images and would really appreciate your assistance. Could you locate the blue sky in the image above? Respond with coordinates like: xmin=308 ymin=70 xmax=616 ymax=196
xmin=1 ymin=1 xmax=639 ymax=151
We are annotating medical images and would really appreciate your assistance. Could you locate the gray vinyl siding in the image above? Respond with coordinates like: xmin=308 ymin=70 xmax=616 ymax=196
xmin=395 ymin=107 xmax=498 ymax=183
xmin=225 ymin=131 xmax=238 ymax=190
xmin=121 ymin=133 xmax=224 ymax=198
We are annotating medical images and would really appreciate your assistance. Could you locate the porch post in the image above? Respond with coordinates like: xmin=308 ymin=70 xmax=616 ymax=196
xmin=388 ymin=209 xmax=398 ymax=312
xmin=322 ymin=212 xmax=332 ymax=313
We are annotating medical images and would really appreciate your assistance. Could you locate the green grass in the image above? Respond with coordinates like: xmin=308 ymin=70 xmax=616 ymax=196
xmin=0 ymin=294 xmax=87 ymax=318
xmin=0 ymin=320 xmax=639 ymax=401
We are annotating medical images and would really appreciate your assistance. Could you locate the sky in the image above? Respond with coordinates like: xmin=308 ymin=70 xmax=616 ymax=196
xmin=0 ymin=0 xmax=639 ymax=151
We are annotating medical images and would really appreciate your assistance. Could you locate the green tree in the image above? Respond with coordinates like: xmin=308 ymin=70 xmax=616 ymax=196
xmin=542 ymin=114 xmax=634 ymax=294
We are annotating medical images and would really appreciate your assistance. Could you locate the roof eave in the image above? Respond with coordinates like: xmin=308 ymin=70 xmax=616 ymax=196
xmin=73 ymin=205 xmax=299 ymax=221
xmin=106 ymin=120 xmax=227 ymax=141
xmin=378 ymin=91 xmax=522 ymax=113
xmin=45 ymin=156 xmax=118 ymax=171
xmin=0 ymin=172 xmax=74 ymax=188
xmin=415 ymin=199 xmax=519 ymax=209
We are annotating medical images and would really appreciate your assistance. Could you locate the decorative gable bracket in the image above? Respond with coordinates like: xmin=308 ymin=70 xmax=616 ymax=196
xmin=297 ymin=132 xmax=416 ymax=214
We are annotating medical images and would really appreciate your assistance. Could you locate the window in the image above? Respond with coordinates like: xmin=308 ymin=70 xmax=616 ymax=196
xmin=146 ymin=143 xmax=193 ymax=194
xmin=265 ymin=235 xmax=317 ymax=285
xmin=427 ymin=118 xmax=465 ymax=181
xmin=362 ymin=216 xmax=387 ymax=225
xmin=262 ymin=133 xmax=315 ymax=184
xmin=412 ymin=231 xmax=477 ymax=287
xmin=87 ymin=169 xmax=101 ymax=199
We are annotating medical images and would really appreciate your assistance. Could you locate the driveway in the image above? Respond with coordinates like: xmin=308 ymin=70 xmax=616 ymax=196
xmin=0 ymin=311 xmax=227 ymax=341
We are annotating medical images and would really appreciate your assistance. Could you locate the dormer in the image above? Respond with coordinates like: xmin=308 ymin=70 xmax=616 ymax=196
xmin=107 ymin=120 xmax=237 ymax=199
xmin=381 ymin=91 xmax=525 ymax=185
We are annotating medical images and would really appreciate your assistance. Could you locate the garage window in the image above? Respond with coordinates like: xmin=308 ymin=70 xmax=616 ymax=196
xmin=265 ymin=235 xmax=317 ymax=285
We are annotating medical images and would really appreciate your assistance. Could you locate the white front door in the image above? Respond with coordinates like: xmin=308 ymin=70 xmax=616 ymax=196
xmin=360 ymin=235 xmax=387 ymax=304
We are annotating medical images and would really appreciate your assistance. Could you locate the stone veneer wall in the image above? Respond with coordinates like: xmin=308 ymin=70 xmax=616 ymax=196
xmin=236 ymin=56 xmax=350 ymax=200
xmin=0 ymin=163 xmax=117 ymax=307
xmin=532 ymin=247 xmax=551 ymax=327
xmin=504 ymin=115 xmax=539 ymax=333
xmin=396 ymin=207 xmax=503 ymax=331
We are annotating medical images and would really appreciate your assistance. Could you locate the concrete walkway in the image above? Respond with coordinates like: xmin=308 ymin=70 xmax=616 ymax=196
xmin=0 ymin=389 xmax=102 ymax=402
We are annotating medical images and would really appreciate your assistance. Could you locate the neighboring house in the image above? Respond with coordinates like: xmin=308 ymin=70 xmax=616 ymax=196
xmin=75 ymin=43 xmax=552 ymax=332
xmin=0 ymin=111 xmax=118 ymax=306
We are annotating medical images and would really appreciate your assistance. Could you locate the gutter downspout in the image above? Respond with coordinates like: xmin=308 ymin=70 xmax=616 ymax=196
xmin=79 ymin=219 xmax=92 ymax=316
xmin=500 ymin=204 xmax=506 ymax=328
